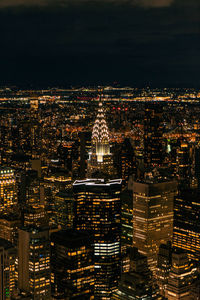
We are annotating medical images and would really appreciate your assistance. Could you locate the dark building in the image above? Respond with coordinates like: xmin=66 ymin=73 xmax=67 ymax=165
xmin=156 ymin=242 xmax=172 ymax=297
xmin=121 ymin=189 xmax=133 ymax=273
xmin=0 ymin=238 xmax=16 ymax=300
xmin=73 ymin=178 xmax=122 ymax=299
xmin=54 ymin=190 xmax=74 ymax=229
xmin=115 ymin=138 xmax=134 ymax=189
xmin=176 ymin=141 xmax=191 ymax=189
xmin=166 ymin=249 xmax=197 ymax=299
xmin=79 ymin=131 xmax=91 ymax=179
xmin=51 ymin=229 xmax=94 ymax=299
xmin=0 ymin=214 xmax=21 ymax=246
xmin=121 ymin=189 xmax=133 ymax=249
xmin=173 ymin=188 xmax=200 ymax=261
xmin=112 ymin=248 xmax=154 ymax=300
xmin=143 ymin=103 xmax=164 ymax=169
xmin=23 ymin=204 xmax=48 ymax=228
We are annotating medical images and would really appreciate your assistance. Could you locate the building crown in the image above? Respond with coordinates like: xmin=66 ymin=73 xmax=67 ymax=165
xmin=92 ymin=100 xmax=109 ymax=145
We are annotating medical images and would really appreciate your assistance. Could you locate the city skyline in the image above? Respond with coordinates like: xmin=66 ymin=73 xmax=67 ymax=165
xmin=1 ymin=0 xmax=200 ymax=298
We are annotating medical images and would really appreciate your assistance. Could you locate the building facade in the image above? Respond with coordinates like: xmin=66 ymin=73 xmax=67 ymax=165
xmin=73 ymin=179 xmax=122 ymax=299
xmin=166 ymin=249 xmax=197 ymax=299
xmin=18 ymin=227 xmax=51 ymax=299
xmin=0 ymin=167 xmax=17 ymax=213
xmin=132 ymin=177 xmax=177 ymax=272
xmin=0 ymin=239 xmax=16 ymax=300
xmin=51 ymin=229 xmax=94 ymax=299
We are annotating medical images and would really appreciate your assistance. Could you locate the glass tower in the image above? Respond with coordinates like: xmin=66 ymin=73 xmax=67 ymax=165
xmin=73 ymin=179 xmax=122 ymax=299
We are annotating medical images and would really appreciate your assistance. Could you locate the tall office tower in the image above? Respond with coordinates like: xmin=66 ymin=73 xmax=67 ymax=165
xmin=18 ymin=170 xmax=38 ymax=208
xmin=0 ymin=215 xmax=21 ymax=246
xmin=156 ymin=242 xmax=172 ymax=297
xmin=112 ymin=248 xmax=154 ymax=300
xmin=166 ymin=249 xmax=197 ymax=299
xmin=18 ymin=227 xmax=51 ymax=299
xmin=143 ymin=103 xmax=164 ymax=169
xmin=176 ymin=141 xmax=191 ymax=189
xmin=0 ymin=239 xmax=16 ymax=300
xmin=0 ymin=167 xmax=17 ymax=213
xmin=132 ymin=172 xmax=177 ymax=273
xmin=29 ymin=98 xmax=40 ymax=159
xmin=51 ymin=229 xmax=94 ymax=299
xmin=73 ymin=179 xmax=122 ymax=299
xmin=79 ymin=131 xmax=91 ymax=179
xmin=121 ymin=190 xmax=133 ymax=273
xmin=87 ymin=102 xmax=115 ymax=178
xmin=173 ymin=188 xmax=200 ymax=261
xmin=54 ymin=190 xmax=74 ymax=229
xmin=121 ymin=190 xmax=133 ymax=249
xmin=116 ymin=138 xmax=134 ymax=189
xmin=71 ymin=140 xmax=81 ymax=180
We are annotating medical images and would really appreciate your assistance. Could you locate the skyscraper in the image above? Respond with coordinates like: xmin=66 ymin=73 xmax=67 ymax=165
xmin=173 ymin=188 xmax=200 ymax=261
xmin=73 ymin=178 xmax=122 ymax=299
xmin=121 ymin=189 xmax=133 ymax=249
xmin=143 ymin=103 xmax=164 ymax=169
xmin=0 ymin=167 xmax=17 ymax=213
xmin=18 ymin=227 xmax=51 ymax=299
xmin=156 ymin=242 xmax=172 ymax=297
xmin=79 ymin=131 xmax=91 ymax=179
xmin=73 ymin=97 xmax=122 ymax=298
xmin=87 ymin=101 xmax=115 ymax=178
xmin=132 ymin=171 xmax=177 ymax=273
xmin=51 ymin=229 xmax=94 ymax=299
xmin=176 ymin=141 xmax=191 ymax=189
xmin=115 ymin=138 xmax=134 ymax=189
xmin=112 ymin=248 xmax=154 ymax=300
xmin=0 ymin=238 xmax=16 ymax=300
xmin=121 ymin=189 xmax=133 ymax=273
xmin=166 ymin=249 xmax=197 ymax=299
xmin=54 ymin=190 xmax=74 ymax=229
xmin=0 ymin=214 xmax=21 ymax=246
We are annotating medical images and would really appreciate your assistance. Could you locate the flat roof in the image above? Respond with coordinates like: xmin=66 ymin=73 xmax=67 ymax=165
xmin=73 ymin=178 xmax=122 ymax=187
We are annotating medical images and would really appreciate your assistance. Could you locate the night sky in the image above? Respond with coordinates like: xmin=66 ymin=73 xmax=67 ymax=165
xmin=0 ymin=0 xmax=200 ymax=87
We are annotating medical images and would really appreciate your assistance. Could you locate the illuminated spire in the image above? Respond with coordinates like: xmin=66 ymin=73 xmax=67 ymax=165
xmin=87 ymin=95 xmax=114 ymax=178
xmin=92 ymin=101 xmax=109 ymax=144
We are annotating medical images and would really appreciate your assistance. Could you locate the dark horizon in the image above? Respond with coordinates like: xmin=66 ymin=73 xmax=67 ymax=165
xmin=0 ymin=0 xmax=200 ymax=88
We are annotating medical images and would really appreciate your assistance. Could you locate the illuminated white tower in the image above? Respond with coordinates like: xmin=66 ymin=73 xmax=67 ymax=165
xmin=87 ymin=101 xmax=114 ymax=178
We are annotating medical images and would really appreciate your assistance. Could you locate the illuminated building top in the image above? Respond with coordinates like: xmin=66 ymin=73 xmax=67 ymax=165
xmin=74 ymin=178 xmax=122 ymax=187
xmin=87 ymin=99 xmax=115 ymax=178
xmin=91 ymin=101 xmax=110 ymax=160
xmin=92 ymin=102 xmax=109 ymax=144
